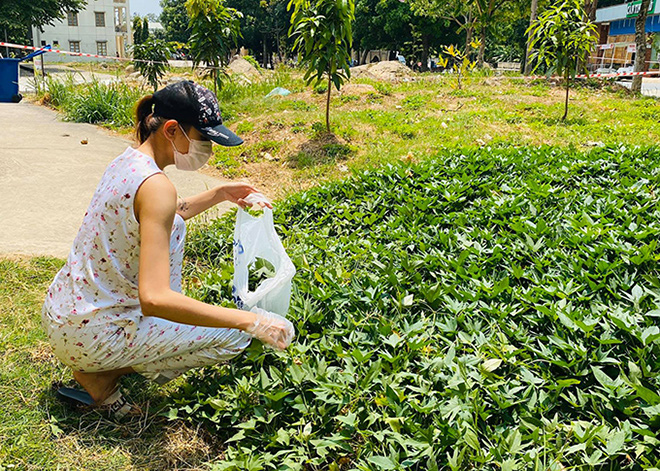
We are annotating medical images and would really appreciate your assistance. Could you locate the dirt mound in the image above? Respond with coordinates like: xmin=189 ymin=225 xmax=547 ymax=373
xmin=350 ymin=61 xmax=413 ymax=82
xmin=227 ymin=57 xmax=262 ymax=82
xmin=350 ymin=65 xmax=378 ymax=80
xmin=340 ymin=83 xmax=376 ymax=95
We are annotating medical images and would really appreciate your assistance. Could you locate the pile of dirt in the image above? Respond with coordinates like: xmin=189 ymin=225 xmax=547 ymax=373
xmin=340 ymin=83 xmax=376 ymax=95
xmin=227 ymin=56 xmax=262 ymax=82
xmin=350 ymin=61 xmax=413 ymax=82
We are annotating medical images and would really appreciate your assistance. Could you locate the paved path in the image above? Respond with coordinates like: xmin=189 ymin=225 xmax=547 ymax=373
xmin=616 ymin=77 xmax=660 ymax=97
xmin=0 ymin=102 xmax=231 ymax=258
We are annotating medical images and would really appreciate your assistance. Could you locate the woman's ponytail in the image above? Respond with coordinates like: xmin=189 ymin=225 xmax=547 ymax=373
xmin=135 ymin=95 xmax=165 ymax=144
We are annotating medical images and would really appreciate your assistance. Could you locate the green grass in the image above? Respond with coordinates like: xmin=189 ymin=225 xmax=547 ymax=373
xmin=33 ymin=69 xmax=660 ymax=190
xmin=0 ymin=257 xmax=223 ymax=470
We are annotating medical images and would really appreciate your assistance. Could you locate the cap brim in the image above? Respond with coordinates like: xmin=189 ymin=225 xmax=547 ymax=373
xmin=197 ymin=124 xmax=243 ymax=147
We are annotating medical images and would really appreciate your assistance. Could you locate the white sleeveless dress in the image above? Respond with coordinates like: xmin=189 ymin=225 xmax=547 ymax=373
xmin=42 ymin=147 xmax=250 ymax=383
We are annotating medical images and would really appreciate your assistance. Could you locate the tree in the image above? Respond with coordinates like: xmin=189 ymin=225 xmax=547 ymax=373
xmin=408 ymin=0 xmax=511 ymax=67
xmin=1 ymin=0 xmax=85 ymax=47
xmin=133 ymin=16 xmax=151 ymax=45
xmin=354 ymin=0 xmax=457 ymax=70
xmin=132 ymin=37 xmax=174 ymax=91
xmin=186 ymin=0 xmax=242 ymax=94
xmin=527 ymin=0 xmax=597 ymax=120
xmin=223 ymin=0 xmax=291 ymax=67
xmin=408 ymin=0 xmax=477 ymax=58
xmin=632 ymin=0 xmax=652 ymax=93
xmin=289 ymin=0 xmax=355 ymax=133
xmin=160 ymin=0 xmax=191 ymax=43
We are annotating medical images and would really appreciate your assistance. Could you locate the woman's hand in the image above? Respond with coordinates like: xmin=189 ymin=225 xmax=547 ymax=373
xmin=245 ymin=307 xmax=295 ymax=350
xmin=220 ymin=182 xmax=273 ymax=209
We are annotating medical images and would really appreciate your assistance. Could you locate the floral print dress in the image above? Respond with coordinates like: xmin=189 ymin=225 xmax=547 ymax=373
xmin=42 ymin=147 xmax=251 ymax=384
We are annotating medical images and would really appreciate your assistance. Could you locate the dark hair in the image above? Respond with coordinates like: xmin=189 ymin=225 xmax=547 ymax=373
xmin=135 ymin=95 xmax=166 ymax=144
xmin=135 ymin=95 xmax=193 ymax=144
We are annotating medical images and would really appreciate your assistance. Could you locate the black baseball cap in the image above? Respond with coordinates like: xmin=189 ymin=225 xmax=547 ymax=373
xmin=152 ymin=80 xmax=243 ymax=147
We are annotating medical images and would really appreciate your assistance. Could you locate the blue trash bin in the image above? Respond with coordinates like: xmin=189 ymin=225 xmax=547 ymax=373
xmin=0 ymin=46 xmax=51 ymax=103
xmin=0 ymin=58 xmax=22 ymax=103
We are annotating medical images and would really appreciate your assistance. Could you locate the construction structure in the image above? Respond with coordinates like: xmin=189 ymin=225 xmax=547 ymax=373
xmin=31 ymin=0 xmax=132 ymax=61
xmin=593 ymin=0 xmax=660 ymax=71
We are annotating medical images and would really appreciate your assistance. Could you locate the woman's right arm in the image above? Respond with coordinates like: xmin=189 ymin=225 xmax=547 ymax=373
xmin=135 ymin=174 xmax=258 ymax=331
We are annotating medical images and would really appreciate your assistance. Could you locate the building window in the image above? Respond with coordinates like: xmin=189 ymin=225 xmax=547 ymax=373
xmin=41 ymin=40 xmax=47 ymax=46
xmin=96 ymin=41 xmax=108 ymax=56
xmin=53 ymin=40 xmax=60 ymax=49
xmin=95 ymin=12 xmax=106 ymax=27
xmin=67 ymin=12 xmax=78 ymax=26
xmin=69 ymin=41 xmax=81 ymax=53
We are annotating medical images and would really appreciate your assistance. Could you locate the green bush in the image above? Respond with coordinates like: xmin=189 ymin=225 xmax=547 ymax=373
xmin=374 ymin=82 xmax=393 ymax=96
xmin=177 ymin=146 xmax=660 ymax=470
xmin=314 ymin=82 xmax=328 ymax=95
xmin=37 ymin=77 xmax=144 ymax=128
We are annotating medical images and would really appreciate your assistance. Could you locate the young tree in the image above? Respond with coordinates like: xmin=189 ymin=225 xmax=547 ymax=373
xmin=632 ymin=0 xmax=652 ymax=93
xmin=133 ymin=16 xmax=151 ymax=45
xmin=289 ymin=0 xmax=355 ymax=134
xmin=132 ymin=37 xmax=174 ymax=91
xmin=527 ymin=0 xmax=596 ymax=120
xmin=186 ymin=0 xmax=242 ymax=94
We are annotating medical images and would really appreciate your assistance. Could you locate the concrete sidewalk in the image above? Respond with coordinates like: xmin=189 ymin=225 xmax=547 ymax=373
xmin=0 ymin=102 xmax=231 ymax=258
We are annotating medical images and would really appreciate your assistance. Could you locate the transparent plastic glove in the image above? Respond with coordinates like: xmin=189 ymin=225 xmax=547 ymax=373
xmin=246 ymin=306 xmax=295 ymax=350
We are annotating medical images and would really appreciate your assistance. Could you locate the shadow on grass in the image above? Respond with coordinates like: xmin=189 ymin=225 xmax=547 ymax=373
xmin=38 ymin=373 xmax=224 ymax=470
xmin=288 ymin=132 xmax=355 ymax=168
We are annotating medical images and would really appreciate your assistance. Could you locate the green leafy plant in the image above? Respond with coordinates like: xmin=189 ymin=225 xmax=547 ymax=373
xmin=243 ymin=55 xmax=261 ymax=70
xmin=527 ymin=0 xmax=597 ymax=120
xmin=179 ymin=145 xmax=660 ymax=470
xmin=131 ymin=37 xmax=175 ymax=91
xmin=289 ymin=0 xmax=355 ymax=134
xmin=440 ymin=42 xmax=479 ymax=90
xmin=186 ymin=0 xmax=242 ymax=94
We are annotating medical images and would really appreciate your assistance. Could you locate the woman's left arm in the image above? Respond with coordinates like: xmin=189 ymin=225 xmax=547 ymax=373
xmin=176 ymin=182 xmax=271 ymax=220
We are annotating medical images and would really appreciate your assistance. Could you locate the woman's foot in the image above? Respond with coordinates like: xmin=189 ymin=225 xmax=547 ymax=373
xmin=72 ymin=368 xmax=133 ymax=404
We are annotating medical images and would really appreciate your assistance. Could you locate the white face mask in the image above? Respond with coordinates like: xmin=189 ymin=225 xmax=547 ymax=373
xmin=170 ymin=125 xmax=213 ymax=171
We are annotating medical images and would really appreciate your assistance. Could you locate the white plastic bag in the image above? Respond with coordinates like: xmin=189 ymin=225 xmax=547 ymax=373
xmin=232 ymin=195 xmax=296 ymax=316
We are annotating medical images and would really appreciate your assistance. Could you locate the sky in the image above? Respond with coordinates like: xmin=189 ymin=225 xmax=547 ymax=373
xmin=130 ymin=0 xmax=163 ymax=17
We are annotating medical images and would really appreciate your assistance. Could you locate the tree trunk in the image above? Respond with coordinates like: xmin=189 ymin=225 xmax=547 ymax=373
xmin=277 ymin=33 xmax=282 ymax=62
xmin=326 ymin=73 xmax=332 ymax=133
xmin=421 ymin=35 xmax=429 ymax=72
xmin=477 ymin=27 xmax=486 ymax=68
xmin=524 ymin=0 xmax=539 ymax=75
xmin=587 ymin=0 xmax=598 ymax=22
xmin=262 ymin=37 xmax=268 ymax=68
xmin=465 ymin=24 xmax=473 ymax=57
xmin=563 ymin=71 xmax=570 ymax=121
xmin=632 ymin=0 xmax=652 ymax=92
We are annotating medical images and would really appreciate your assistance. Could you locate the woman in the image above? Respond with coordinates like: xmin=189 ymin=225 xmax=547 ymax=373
xmin=42 ymin=80 xmax=294 ymax=417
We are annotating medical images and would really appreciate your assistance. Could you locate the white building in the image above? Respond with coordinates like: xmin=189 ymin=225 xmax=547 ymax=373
xmin=31 ymin=0 xmax=132 ymax=61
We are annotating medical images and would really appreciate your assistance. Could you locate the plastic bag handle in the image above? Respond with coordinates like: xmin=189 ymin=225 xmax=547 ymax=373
xmin=243 ymin=192 xmax=271 ymax=209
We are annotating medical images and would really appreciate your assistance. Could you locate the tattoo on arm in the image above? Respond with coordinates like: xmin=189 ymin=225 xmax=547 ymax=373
xmin=178 ymin=197 xmax=190 ymax=213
